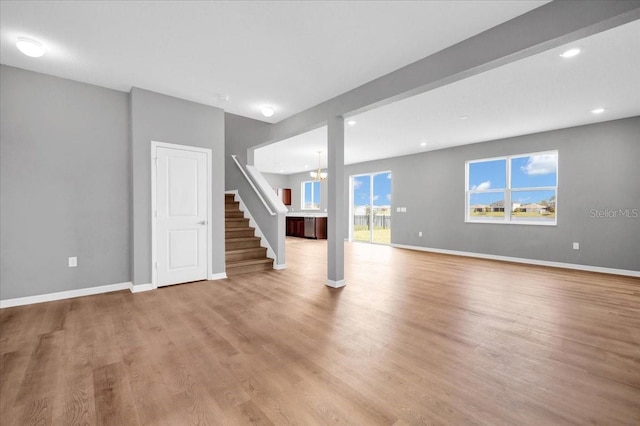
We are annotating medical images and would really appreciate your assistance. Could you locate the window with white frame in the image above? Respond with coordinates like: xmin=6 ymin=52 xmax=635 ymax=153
xmin=466 ymin=151 xmax=557 ymax=225
xmin=301 ymin=180 xmax=320 ymax=210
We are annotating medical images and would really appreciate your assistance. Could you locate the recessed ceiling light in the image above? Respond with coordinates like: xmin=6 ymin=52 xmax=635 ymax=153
xmin=420 ymin=142 xmax=427 ymax=147
xmin=304 ymin=165 xmax=308 ymax=169
xmin=261 ymin=106 xmax=275 ymax=117
xmin=560 ymin=47 xmax=581 ymax=58
xmin=459 ymin=115 xmax=469 ymax=120
xmin=591 ymin=107 xmax=605 ymax=114
xmin=16 ymin=37 xmax=44 ymax=57
xmin=347 ymin=120 xmax=357 ymax=126
xmin=279 ymin=169 xmax=284 ymax=173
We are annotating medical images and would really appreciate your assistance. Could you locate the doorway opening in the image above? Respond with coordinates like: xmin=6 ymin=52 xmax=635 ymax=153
xmin=350 ymin=171 xmax=392 ymax=244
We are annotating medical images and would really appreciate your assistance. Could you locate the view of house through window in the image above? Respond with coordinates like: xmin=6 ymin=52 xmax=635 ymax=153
xmin=301 ymin=180 xmax=320 ymax=210
xmin=466 ymin=151 xmax=557 ymax=224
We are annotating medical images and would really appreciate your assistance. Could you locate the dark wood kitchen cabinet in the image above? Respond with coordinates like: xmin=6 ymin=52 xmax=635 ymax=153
xmin=277 ymin=188 xmax=291 ymax=205
xmin=286 ymin=216 xmax=327 ymax=239
xmin=286 ymin=217 xmax=304 ymax=237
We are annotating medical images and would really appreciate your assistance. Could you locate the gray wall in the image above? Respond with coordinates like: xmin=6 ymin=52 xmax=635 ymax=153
xmin=0 ymin=65 xmax=130 ymax=299
xmin=130 ymin=88 xmax=225 ymax=285
xmin=0 ymin=68 xmax=227 ymax=299
xmin=339 ymin=117 xmax=640 ymax=271
xmin=261 ymin=172 xmax=290 ymax=193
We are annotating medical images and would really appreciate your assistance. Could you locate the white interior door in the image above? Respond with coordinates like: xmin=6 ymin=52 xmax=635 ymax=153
xmin=156 ymin=146 xmax=208 ymax=286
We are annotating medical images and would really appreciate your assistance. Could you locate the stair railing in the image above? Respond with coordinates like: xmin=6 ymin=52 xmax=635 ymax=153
xmin=231 ymin=154 xmax=276 ymax=215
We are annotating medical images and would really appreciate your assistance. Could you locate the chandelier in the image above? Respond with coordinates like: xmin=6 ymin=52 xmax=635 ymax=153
xmin=309 ymin=151 xmax=327 ymax=181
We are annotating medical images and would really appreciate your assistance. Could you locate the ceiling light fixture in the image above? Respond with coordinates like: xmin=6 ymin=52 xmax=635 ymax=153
xmin=459 ymin=115 xmax=469 ymax=120
xmin=559 ymin=47 xmax=581 ymax=58
xmin=591 ymin=107 xmax=605 ymax=114
xmin=420 ymin=142 xmax=427 ymax=147
xmin=16 ymin=37 xmax=45 ymax=57
xmin=309 ymin=151 xmax=327 ymax=181
xmin=347 ymin=120 xmax=357 ymax=126
xmin=261 ymin=106 xmax=275 ymax=117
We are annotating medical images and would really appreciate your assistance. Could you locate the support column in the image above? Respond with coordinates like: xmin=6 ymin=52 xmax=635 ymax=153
xmin=326 ymin=116 xmax=345 ymax=288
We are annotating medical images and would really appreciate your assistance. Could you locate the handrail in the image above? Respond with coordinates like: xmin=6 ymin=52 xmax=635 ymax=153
xmin=231 ymin=155 xmax=275 ymax=216
xmin=246 ymin=165 xmax=289 ymax=214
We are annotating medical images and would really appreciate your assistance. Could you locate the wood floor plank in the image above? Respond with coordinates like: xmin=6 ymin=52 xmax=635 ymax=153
xmin=1 ymin=238 xmax=639 ymax=425
xmin=93 ymin=362 xmax=139 ymax=426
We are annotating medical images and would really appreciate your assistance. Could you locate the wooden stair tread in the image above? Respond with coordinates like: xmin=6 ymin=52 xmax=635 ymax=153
xmin=226 ymin=236 xmax=260 ymax=242
xmin=226 ymin=258 xmax=273 ymax=267
xmin=226 ymin=247 xmax=265 ymax=254
xmin=224 ymin=194 xmax=274 ymax=275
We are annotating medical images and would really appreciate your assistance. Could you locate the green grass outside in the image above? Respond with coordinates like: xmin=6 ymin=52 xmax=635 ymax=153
xmin=470 ymin=211 xmax=555 ymax=218
xmin=353 ymin=225 xmax=391 ymax=244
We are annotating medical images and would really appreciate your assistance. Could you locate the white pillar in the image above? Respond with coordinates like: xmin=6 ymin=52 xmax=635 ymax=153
xmin=326 ymin=116 xmax=345 ymax=288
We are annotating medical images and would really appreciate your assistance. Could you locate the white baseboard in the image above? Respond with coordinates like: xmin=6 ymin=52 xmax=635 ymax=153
xmin=391 ymin=243 xmax=640 ymax=278
xmin=209 ymin=272 xmax=227 ymax=280
xmin=274 ymin=263 xmax=287 ymax=270
xmin=326 ymin=279 xmax=346 ymax=288
xmin=130 ymin=283 xmax=153 ymax=293
xmin=0 ymin=282 xmax=133 ymax=309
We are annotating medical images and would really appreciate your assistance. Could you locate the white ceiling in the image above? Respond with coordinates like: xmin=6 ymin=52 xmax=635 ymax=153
xmin=255 ymin=18 xmax=640 ymax=174
xmin=3 ymin=1 xmax=637 ymax=176
xmin=0 ymin=0 xmax=547 ymax=123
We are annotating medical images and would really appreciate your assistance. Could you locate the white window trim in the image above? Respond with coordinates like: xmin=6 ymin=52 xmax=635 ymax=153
xmin=301 ymin=180 xmax=320 ymax=210
xmin=465 ymin=150 xmax=558 ymax=226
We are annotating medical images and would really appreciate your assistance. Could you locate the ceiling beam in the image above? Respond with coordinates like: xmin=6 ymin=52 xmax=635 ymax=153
xmin=265 ymin=0 xmax=640 ymax=145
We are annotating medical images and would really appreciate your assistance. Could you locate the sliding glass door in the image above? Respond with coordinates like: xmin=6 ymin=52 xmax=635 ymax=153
xmin=351 ymin=172 xmax=391 ymax=244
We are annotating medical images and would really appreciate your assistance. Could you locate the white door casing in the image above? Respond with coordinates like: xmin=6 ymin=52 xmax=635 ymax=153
xmin=152 ymin=142 xmax=211 ymax=287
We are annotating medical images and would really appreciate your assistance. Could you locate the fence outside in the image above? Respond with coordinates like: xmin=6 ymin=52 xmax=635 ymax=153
xmin=353 ymin=215 xmax=391 ymax=229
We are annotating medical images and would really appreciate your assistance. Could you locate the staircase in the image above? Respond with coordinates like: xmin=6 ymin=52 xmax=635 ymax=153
xmin=225 ymin=193 xmax=274 ymax=276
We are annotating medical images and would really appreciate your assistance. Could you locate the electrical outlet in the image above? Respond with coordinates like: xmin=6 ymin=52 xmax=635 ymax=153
xmin=68 ymin=256 xmax=78 ymax=267
xmin=418 ymin=231 xmax=423 ymax=237
xmin=572 ymin=242 xmax=579 ymax=250
xmin=396 ymin=207 xmax=401 ymax=212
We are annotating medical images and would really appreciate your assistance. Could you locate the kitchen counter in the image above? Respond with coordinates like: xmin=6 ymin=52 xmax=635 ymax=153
xmin=286 ymin=212 xmax=327 ymax=218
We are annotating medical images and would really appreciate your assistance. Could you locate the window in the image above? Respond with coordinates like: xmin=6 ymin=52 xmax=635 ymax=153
xmin=466 ymin=151 xmax=557 ymax=225
xmin=301 ymin=180 xmax=320 ymax=210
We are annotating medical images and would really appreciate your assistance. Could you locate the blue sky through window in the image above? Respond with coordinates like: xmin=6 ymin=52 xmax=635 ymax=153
xmin=470 ymin=192 xmax=505 ymax=205
xmin=511 ymin=154 xmax=557 ymax=188
xmin=353 ymin=176 xmax=370 ymax=206
xmin=303 ymin=181 xmax=320 ymax=208
xmin=469 ymin=154 xmax=557 ymax=191
xmin=353 ymin=173 xmax=391 ymax=207
xmin=468 ymin=159 xmax=506 ymax=190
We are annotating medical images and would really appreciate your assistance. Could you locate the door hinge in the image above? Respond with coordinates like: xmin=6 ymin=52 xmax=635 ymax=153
xmin=155 ymin=262 xmax=158 ymax=269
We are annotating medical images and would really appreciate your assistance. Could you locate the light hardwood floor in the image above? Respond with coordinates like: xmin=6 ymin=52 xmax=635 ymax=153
xmin=1 ymin=238 xmax=639 ymax=425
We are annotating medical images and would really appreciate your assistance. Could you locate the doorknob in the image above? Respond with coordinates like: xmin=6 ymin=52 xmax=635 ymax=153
xmin=197 ymin=220 xmax=207 ymax=225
